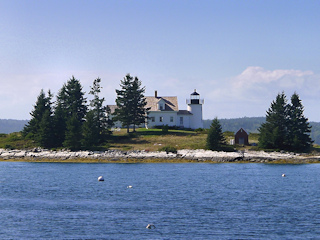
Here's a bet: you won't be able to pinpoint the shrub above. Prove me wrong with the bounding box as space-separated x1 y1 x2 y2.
162 125 169 133
159 145 177 154
4 144 14 150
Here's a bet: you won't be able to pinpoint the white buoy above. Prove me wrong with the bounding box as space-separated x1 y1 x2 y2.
98 176 104 181
282 174 286 177
127 185 133 188
146 224 155 229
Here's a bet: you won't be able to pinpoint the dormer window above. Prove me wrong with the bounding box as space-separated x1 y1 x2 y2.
157 99 166 111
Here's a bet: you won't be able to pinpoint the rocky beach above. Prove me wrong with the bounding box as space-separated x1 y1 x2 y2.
0 148 319 163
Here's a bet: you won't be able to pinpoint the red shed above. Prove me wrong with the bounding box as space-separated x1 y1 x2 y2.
235 128 249 145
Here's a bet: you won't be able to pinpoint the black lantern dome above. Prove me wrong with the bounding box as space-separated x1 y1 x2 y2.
190 89 200 104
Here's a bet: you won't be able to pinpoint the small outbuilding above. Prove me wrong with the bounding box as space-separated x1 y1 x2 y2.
234 128 249 145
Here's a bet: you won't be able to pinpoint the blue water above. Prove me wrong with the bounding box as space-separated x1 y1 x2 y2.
0 162 319 239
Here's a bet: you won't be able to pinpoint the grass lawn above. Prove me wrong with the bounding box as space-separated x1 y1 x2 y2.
108 128 207 151
107 128 259 152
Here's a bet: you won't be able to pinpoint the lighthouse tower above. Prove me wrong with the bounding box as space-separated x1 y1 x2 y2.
187 89 204 129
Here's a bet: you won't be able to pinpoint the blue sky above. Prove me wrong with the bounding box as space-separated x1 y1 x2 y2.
1 0 320 121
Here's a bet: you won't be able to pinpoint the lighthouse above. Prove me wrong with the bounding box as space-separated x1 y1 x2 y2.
187 89 204 129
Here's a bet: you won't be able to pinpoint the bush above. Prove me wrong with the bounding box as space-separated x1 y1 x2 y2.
195 128 207 133
162 125 169 133
159 145 177 154
4 144 14 150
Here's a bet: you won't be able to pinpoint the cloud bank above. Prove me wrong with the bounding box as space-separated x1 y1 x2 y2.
204 66 320 121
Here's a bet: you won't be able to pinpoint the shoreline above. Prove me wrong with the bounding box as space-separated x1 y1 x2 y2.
0 149 320 164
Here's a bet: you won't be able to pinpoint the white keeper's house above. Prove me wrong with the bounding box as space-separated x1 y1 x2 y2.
108 89 204 129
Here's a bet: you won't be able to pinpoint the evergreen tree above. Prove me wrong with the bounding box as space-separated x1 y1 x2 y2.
52 102 67 147
38 109 55 148
63 113 82 150
287 92 313 152
55 76 87 150
259 91 313 152
64 76 87 122
114 74 149 133
206 118 226 151
82 110 99 149
23 89 53 145
130 77 150 132
82 78 112 149
258 92 288 150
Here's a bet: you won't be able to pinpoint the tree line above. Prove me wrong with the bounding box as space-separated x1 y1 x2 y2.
23 74 148 150
206 92 313 152
258 92 313 152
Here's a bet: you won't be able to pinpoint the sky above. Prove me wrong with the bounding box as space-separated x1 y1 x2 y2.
1 0 320 121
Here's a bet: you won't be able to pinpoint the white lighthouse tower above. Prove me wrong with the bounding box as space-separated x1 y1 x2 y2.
187 89 204 129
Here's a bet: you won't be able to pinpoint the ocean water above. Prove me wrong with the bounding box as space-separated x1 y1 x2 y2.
0 162 319 239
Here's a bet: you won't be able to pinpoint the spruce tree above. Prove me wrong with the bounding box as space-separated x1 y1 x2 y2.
259 91 313 152
82 78 112 149
82 110 98 149
206 118 226 151
64 76 87 122
56 76 87 150
52 102 67 147
130 77 150 132
23 89 53 145
114 74 149 133
287 92 313 152
63 113 83 151
258 92 288 150
38 109 55 148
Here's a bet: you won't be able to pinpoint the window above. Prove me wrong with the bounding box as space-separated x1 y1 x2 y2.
170 116 174 122
159 104 164 110
160 116 163 122
150 117 155 122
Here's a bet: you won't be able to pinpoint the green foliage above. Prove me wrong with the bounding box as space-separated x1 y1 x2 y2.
38 109 55 148
286 92 313 152
19 76 115 151
4 144 14 150
82 78 112 148
195 128 206 133
206 118 227 151
114 74 150 133
162 125 169 133
63 113 82 151
22 89 53 144
258 92 313 152
159 145 177 153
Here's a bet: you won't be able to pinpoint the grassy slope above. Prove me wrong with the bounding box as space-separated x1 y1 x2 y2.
108 128 260 152
2 129 318 154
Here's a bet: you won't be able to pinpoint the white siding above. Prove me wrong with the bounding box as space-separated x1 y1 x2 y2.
146 111 178 128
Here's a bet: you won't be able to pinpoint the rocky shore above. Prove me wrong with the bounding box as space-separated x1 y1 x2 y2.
0 148 320 163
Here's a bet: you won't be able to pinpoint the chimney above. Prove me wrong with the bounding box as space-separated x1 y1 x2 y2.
155 90 158 98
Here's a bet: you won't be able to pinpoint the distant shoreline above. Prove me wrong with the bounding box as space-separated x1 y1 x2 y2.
0 149 319 164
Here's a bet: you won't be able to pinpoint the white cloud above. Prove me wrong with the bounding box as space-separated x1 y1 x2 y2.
201 66 320 121
234 66 314 88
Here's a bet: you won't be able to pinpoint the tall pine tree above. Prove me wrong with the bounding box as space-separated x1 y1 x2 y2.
206 118 226 151
287 92 313 152
82 78 112 149
258 92 288 150
259 91 313 152
114 74 149 133
23 89 54 147
129 77 149 132
59 76 87 150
